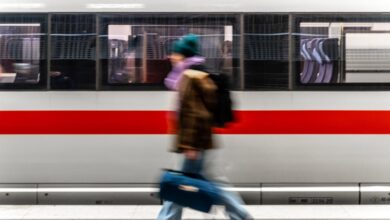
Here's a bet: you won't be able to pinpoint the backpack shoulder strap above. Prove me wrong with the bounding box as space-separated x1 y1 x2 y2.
188 64 209 73
183 69 208 79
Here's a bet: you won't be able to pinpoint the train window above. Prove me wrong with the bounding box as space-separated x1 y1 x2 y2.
0 14 47 90
50 14 96 90
295 14 390 89
244 15 289 90
99 14 240 90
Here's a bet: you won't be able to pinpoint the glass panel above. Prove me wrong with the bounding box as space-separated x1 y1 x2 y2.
296 15 390 85
345 31 390 83
244 15 289 90
0 14 47 90
50 14 96 90
100 14 240 90
0 23 41 84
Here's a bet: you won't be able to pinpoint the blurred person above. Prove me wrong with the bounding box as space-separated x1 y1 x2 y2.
0 60 14 74
158 34 251 220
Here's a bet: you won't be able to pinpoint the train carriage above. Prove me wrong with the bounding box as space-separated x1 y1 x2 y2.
2 0 390 205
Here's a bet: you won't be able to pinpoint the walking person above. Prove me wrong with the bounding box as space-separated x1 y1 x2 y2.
158 34 251 220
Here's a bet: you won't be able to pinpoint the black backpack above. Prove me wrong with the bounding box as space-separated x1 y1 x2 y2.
190 65 234 128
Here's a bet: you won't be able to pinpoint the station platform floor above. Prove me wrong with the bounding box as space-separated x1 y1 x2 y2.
1 205 390 220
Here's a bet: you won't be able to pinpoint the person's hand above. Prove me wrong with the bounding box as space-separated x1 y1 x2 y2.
184 149 199 160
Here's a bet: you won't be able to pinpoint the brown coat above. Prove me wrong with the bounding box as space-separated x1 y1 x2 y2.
173 69 217 153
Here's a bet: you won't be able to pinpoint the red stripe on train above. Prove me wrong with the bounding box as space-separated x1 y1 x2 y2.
0 110 389 134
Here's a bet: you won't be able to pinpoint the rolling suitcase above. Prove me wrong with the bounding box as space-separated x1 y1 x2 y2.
159 170 221 212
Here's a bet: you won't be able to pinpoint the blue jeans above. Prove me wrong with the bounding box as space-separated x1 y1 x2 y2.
157 153 250 220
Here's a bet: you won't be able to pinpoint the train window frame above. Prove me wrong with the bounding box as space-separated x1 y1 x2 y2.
292 13 390 91
0 13 48 90
97 13 241 91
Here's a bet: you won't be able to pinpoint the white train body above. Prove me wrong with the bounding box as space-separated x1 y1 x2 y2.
2 91 390 183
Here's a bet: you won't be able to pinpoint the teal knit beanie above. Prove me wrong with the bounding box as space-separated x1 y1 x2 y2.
172 34 200 57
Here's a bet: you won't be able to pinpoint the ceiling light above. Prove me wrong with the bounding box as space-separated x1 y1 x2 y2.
0 3 45 9
86 3 144 9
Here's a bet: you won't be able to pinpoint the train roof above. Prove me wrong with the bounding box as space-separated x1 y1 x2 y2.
0 0 390 13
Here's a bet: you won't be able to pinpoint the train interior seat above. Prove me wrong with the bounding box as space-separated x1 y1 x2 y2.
299 39 310 81
307 39 321 83
300 39 315 83
313 39 327 83
300 38 339 84
322 38 339 83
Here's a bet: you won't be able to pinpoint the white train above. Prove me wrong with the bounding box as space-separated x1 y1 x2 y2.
1 0 390 205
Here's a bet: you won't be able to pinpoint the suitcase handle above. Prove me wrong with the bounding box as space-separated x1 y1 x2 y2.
178 185 199 192
162 169 207 180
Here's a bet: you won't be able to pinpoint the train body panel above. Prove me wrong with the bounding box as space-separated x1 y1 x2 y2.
1 91 390 184
3 91 390 110
1 134 390 183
